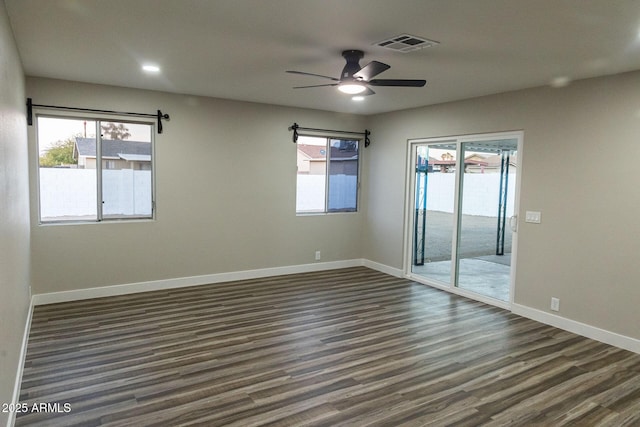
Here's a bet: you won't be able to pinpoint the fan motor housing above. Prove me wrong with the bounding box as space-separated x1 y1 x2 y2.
341 50 364 80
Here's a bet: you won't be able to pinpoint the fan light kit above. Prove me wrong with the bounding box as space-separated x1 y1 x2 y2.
287 50 426 97
338 83 367 94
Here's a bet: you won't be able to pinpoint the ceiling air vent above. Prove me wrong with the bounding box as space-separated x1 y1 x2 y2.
375 34 439 53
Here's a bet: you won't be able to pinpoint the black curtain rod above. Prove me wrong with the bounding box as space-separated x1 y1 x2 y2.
26 98 170 134
288 123 370 147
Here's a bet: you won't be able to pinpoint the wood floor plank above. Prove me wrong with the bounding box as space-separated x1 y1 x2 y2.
16 267 640 426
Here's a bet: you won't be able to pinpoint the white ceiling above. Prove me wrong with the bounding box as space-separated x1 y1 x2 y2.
6 0 640 115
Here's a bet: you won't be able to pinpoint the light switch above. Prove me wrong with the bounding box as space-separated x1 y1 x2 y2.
525 211 541 224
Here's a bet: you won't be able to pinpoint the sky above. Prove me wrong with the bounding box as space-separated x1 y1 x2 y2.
297 135 325 146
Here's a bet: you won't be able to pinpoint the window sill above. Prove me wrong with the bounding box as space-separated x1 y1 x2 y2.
38 218 155 227
296 211 359 217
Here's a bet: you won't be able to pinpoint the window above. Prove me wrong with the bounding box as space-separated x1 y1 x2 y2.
36 116 154 223
296 136 359 213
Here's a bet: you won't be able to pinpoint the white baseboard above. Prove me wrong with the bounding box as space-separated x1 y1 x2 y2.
32 259 365 305
512 303 640 354
361 259 404 278
8 300 34 427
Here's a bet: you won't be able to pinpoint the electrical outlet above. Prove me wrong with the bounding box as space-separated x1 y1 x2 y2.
551 297 560 312
315 251 321 261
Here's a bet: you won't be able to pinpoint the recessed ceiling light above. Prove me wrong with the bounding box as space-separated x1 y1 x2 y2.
352 96 365 101
142 64 161 73
550 76 571 88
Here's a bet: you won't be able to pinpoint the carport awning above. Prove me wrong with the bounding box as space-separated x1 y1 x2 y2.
118 153 151 162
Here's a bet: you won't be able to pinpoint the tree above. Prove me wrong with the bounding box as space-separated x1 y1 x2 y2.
101 122 131 140
39 137 77 167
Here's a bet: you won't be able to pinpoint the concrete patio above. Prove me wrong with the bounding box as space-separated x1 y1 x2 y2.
412 211 513 301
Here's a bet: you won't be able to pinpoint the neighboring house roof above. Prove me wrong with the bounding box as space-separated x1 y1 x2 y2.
428 156 457 166
117 154 151 162
485 153 518 168
422 153 517 171
330 145 358 161
297 145 326 160
297 144 358 161
464 154 489 165
75 137 151 160
427 154 496 166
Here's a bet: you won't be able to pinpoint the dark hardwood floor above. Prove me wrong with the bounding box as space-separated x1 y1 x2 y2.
17 267 640 426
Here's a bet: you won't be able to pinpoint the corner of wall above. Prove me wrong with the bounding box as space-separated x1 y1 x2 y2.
0 2 33 426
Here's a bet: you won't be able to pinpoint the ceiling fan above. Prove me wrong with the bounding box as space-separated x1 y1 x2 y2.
287 50 426 96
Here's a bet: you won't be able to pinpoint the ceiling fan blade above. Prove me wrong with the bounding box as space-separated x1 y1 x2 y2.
353 61 390 81
293 83 339 89
361 86 376 96
368 79 426 87
286 70 340 82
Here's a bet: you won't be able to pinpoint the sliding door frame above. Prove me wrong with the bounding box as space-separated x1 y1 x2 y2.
403 131 524 310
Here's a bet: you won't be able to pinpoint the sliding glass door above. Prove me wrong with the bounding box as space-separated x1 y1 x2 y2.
407 133 521 306
411 142 457 285
456 140 518 302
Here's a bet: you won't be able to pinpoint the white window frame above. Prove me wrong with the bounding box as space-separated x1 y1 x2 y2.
35 112 156 224
296 135 361 215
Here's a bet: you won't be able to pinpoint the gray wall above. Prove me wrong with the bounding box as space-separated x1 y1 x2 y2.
27 77 366 293
363 71 640 340
0 1 31 425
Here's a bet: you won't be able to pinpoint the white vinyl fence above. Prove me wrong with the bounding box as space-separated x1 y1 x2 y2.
296 175 357 212
419 173 516 217
40 170 513 219
102 169 152 215
39 169 152 219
